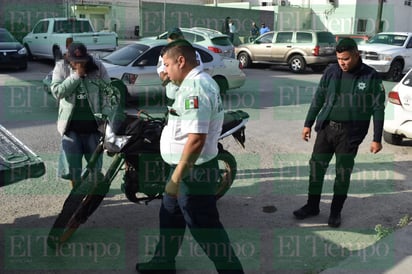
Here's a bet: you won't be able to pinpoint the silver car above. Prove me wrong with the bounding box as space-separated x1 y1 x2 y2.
235 30 337 73
100 39 245 105
145 27 235 58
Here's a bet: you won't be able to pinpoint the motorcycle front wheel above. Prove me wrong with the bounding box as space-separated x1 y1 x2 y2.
47 154 124 248
215 149 237 199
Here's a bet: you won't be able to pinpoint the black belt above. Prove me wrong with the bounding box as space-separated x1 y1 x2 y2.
328 120 349 130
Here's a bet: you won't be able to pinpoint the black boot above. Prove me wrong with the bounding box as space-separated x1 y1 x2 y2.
136 259 176 274
293 195 321 219
328 194 347 228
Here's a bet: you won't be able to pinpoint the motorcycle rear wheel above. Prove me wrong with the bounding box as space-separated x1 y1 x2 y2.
215 149 237 199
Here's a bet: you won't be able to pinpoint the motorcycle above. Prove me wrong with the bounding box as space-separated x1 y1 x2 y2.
47 79 249 247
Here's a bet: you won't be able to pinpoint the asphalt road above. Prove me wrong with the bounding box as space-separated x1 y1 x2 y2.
1 60 412 274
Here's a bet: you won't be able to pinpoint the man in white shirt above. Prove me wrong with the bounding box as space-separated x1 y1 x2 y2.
136 39 244 274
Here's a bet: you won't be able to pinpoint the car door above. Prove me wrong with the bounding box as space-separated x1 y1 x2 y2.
28 20 50 56
271 31 294 62
404 36 412 71
130 46 164 97
250 32 275 62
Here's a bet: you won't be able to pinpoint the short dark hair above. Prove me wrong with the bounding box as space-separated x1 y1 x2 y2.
161 39 197 65
336 38 358 53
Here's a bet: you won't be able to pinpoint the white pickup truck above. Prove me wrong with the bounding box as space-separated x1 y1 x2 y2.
23 17 118 62
358 32 412 82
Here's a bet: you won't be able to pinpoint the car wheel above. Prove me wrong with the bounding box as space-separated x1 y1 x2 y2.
213 76 228 96
238 52 251 68
383 130 403 145
386 61 403 82
289 55 306 73
53 47 63 63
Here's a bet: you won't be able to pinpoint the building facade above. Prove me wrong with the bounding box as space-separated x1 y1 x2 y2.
2 0 412 42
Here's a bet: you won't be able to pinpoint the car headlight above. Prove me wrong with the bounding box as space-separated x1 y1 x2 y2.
18 47 27 55
379 54 392 61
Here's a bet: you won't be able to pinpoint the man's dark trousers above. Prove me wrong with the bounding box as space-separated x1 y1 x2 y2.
308 122 360 214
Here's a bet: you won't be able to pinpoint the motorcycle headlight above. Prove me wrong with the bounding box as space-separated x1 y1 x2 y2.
18 47 27 55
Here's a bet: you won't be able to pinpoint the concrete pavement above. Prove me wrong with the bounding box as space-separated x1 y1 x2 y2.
321 222 412 274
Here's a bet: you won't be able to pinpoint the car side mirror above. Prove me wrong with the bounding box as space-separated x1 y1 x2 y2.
137 59 148 66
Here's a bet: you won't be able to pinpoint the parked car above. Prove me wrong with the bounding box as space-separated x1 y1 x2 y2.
0 28 28 70
235 30 337 73
142 27 234 58
99 39 244 104
383 68 412 145
335 34 369 45
358 32 412 82
23 17 118 62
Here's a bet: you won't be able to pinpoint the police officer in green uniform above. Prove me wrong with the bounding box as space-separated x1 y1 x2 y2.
293 38 386 228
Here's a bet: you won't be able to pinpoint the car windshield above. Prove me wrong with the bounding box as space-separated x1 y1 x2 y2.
367 34 407 46
0 30 17 42
102 43 149 66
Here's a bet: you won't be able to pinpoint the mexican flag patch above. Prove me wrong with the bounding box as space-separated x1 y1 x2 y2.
185 96 199 109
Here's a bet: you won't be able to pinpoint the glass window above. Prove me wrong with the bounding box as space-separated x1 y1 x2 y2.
316 32 336 43
0 29 17 42
135 46 163 66
194 34 205 43
33 21 49 34
275 32 293 43
211 37 232 46
357 19 368 33
195 47 213 63
182 32 195 43
296 32 312 43
257 32 273 43
53 20 93 33
102 43 149 66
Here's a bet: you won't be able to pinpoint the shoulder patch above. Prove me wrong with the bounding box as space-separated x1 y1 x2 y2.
185 96 199 109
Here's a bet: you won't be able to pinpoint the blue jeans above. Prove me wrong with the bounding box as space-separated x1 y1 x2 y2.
152 158 244 273
58 131 102 182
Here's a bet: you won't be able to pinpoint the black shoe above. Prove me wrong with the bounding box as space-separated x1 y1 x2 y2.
293 205 320 219
136 260 176 274
328 213 341 228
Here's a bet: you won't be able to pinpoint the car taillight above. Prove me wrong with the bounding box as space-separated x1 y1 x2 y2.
208 46 222 54
313 45 320 56
238 61 243 69
388 91 402 105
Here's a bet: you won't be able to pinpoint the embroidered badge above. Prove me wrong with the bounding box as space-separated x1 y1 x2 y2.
357 81 366 90
185 96 199 109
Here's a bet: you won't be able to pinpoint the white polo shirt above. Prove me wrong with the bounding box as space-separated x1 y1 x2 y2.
160 67 224 165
